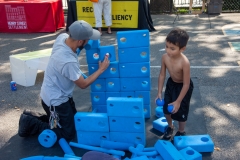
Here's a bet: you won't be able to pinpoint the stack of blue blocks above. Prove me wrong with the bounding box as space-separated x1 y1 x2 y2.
87 30 151 118
107 97 146 146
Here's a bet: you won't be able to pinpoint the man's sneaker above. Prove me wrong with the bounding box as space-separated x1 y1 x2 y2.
163 127 174 140
18 114 33 137
174 131 186 137
23 109 48 122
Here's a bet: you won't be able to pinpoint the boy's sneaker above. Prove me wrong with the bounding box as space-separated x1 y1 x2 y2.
174 131 186 137
163 127 174 140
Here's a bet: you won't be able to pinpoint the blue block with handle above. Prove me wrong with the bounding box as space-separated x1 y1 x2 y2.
179 147 202 160
109 116 145 132
88 61 119 78
99 45 116 62
110 131 146 146
120 78 151 91
86 48 100 64
118 47 150 63
105 78 120 92
91 78 106 92
76 131 110 146
117 30 150 48
91 92 106 105
174 134 214 152
74 112 109 132
107 97 144 117
154 140 186 160
135 91 150 105
119 62 150 78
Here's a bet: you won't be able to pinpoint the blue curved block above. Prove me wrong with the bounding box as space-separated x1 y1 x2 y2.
118 47 150 63
117 30 150 48
91 78 106 92
99 45 116 62
59 138 75 156
154 140 185 160
119 62 150 78
38 129 57 148
179 147 202 160
174 134 214 152
86 48 100 64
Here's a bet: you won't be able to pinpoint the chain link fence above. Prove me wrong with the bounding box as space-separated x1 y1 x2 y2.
149 0 240 13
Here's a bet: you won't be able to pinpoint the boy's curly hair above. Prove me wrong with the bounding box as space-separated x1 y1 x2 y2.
166 28 189 49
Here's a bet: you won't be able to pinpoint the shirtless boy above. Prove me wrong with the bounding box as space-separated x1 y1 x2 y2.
156 28 194 140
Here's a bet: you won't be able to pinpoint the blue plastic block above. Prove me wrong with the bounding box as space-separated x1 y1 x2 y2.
110 132 146 146
38 129 57 148
154 140 186 160
99 45 116 62
148 155 164 160
74 112 109 132
107 97 144 117
86 48 100 64
109 116 145 132
179 147 202 160
135 91 150 105
118 47 150 63
44 156 79 160
155 106 164 118
120 78 151 91
152 117 168 133
105 92 121 101
88 61 119 78
105 78 120 92
100 140 134 150
144 105 151 119
119 62 150 78
84 39 100 50
120 92 135 98
91 92 106 105
91 78 106 92
174 134 214 152
59 138 75 156
117 30 150 49
92 105 107 113
77 131 110 146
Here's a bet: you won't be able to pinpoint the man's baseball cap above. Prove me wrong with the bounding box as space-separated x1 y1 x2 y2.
69 20 100 40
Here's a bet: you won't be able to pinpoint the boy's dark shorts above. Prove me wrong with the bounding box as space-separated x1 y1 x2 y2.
163 77 194 122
